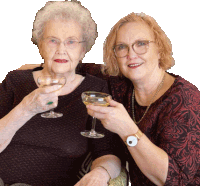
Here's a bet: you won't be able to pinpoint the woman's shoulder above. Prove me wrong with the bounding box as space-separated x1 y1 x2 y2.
0 69 35 98
170 73 200 96
7 69 32 76
154 73 200 133
159 73 200 114
3 69 33 83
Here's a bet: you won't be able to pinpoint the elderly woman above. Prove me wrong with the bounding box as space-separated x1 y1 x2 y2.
72 13 200 185
0 1 122 186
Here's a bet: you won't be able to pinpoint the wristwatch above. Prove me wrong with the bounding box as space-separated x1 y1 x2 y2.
125 129 143 147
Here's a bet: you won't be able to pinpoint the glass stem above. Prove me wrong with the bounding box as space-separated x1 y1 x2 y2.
49 109 54 114
91 117 96 134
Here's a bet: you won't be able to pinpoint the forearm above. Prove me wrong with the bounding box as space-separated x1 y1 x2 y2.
0 102 33 152
91 154 121 180
122 133 168 185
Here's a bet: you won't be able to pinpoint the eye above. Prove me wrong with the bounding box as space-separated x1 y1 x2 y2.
67 40 76 45
136 41 148 47
49 39 58 44
116 44 127 51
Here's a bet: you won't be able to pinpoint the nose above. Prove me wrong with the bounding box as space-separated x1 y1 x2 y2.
56 42 67 55
127 46 138 60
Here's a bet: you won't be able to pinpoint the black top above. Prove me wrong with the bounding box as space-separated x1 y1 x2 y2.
0 69 122 186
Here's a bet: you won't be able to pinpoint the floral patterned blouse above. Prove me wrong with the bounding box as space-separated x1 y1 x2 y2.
76 63 200 186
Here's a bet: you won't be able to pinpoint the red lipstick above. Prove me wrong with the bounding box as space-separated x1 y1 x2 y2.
54 59 68 63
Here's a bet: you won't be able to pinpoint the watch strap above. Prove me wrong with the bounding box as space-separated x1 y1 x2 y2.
134 129 143 140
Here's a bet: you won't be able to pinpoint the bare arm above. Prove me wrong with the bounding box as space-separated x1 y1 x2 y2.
87 100 168 185
121 132 168 185
75 154 121 186
0 102 33 153
91 154 121 181
0 85 61 153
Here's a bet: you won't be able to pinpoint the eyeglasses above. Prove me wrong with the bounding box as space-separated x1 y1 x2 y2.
44 37 85 49
113 40 154 58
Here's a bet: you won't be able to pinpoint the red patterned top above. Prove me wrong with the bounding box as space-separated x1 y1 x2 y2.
76 63 200 186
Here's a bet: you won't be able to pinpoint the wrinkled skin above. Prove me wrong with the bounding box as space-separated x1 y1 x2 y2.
74 168 109 186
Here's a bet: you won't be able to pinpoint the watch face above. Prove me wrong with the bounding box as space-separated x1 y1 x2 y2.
127 136 138 147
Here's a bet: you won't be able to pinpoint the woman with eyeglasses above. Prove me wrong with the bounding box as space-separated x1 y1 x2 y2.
75 12 200 185
0 1 123 186
17 10 200 186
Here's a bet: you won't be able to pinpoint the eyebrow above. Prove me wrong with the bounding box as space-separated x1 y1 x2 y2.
115 39 149 45
46 36 59 39
115 42 127 45
46 36 79 40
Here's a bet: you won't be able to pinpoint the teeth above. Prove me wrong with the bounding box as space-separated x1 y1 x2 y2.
129 63 142 67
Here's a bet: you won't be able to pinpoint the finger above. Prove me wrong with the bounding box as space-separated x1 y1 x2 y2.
38 92 60 104
36 94 58 111
40 101 58 112
46 101 58 109
93 113 108 120
40 85 62 94
107 98 119 107
46 96 58 106
86 104 111 114
87 108 107 120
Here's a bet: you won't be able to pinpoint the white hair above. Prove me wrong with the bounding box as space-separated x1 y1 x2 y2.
32 0 97 53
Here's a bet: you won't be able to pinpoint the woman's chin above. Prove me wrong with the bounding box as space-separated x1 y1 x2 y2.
51 66 67 74
50 64 71 74
54 71 67 75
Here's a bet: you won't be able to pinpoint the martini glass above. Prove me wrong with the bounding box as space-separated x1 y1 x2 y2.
37 75 66 118
81 91 111 138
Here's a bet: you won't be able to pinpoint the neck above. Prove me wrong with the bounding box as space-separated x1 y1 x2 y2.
133 68 165 106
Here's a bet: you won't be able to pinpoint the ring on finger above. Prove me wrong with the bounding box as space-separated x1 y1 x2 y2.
47 101 53 105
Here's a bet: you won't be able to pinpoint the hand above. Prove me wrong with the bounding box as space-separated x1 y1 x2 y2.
21 85 62 116
86 99 138 138
74 168 109 186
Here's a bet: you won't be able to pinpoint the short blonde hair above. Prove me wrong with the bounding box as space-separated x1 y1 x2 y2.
103 12 174 76
32 0 97 53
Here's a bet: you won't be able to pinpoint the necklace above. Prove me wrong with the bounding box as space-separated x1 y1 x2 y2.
132 73 165 125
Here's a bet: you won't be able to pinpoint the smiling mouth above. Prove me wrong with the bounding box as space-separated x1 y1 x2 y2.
128 63 144 68
54 59 68 63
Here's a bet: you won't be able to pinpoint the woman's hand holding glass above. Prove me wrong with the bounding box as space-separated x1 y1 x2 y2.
21 84 62 117
86 98 137 139
37 76 66 118
81 91 111 138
